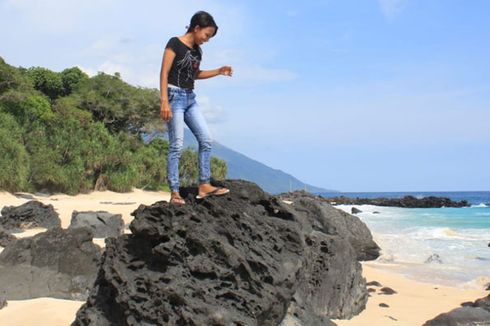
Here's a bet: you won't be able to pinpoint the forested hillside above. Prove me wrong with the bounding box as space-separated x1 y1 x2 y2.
0 57 226 194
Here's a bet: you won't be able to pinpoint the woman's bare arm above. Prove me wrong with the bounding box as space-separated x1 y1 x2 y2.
160 48 176 121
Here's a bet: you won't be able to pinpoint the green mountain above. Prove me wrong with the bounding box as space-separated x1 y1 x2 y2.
182 129 334 194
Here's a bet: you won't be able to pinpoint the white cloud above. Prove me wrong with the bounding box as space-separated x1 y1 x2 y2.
2 0 115 33
378 0 408 19
196 95 227 125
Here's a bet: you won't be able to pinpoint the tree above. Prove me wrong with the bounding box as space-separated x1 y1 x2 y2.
26 67 64 100
70 73 160 134
0 57 32 94
61 67 88 95
0 90 54 128
0 111 29 191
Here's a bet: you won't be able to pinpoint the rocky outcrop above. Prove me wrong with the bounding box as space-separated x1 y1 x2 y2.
323 195 469 208
423 294 490 326
0 227 16 247
73 180 379 326
0 201 61 232
280 191 380 262
69 211 124 238
0 227 101 300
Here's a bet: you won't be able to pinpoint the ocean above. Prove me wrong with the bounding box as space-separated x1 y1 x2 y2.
317 191 490 287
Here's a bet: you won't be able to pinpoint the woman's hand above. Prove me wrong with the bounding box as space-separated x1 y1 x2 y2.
160 102 172 121
219 66 233 77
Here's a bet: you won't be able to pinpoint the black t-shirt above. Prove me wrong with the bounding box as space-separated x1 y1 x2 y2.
165 37 202 89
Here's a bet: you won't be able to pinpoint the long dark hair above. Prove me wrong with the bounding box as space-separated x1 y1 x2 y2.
186 11 218 36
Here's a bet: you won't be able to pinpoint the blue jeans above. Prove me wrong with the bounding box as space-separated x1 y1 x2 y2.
166 87 212 192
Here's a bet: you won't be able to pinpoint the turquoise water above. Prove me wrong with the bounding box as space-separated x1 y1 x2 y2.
323 192 490 287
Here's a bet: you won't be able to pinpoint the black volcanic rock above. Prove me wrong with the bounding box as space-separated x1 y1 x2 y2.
0 227 101 300
73 180 379 325
0 201 61 232
379 287 397 295
69 211 124 238
0 227 16 247
425 253 443 264
280 191 380 262
322 195 469 208
423 295 490 326
351 207 362 214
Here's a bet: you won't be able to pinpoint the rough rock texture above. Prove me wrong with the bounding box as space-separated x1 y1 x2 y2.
280 191 380 262
73 180 379 326
323 195 469 208
278 192 380 324
0 227 101 300
0 201 61 232
0 227 16 247
69 211 124 238
423 295 490 326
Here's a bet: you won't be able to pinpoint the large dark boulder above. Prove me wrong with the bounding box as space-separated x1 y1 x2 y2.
423 295 490 326
280 192 380 262
0 201 61 232
278 194 378 322
69 211 124 238
73 180 378 325
0 227 101 300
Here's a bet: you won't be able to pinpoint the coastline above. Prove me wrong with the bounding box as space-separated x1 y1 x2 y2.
0 190 487 325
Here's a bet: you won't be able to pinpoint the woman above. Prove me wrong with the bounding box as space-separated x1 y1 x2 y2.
160 11 232 205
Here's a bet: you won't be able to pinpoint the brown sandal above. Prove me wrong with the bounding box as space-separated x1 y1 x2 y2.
196 187 230 199
170 194 185 205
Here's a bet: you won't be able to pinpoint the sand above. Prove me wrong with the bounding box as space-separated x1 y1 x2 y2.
333 263 487 326
0 190 487 325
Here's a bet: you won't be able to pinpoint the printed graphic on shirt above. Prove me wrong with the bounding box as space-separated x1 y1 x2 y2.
176 50 201 86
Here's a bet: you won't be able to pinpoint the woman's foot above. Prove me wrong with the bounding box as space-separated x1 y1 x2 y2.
197 183 230 199
170 192 185 205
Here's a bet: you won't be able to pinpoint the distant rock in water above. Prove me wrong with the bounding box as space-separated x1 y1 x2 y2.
0 201 61 232
69 211 124 238
320 195 469 208
423 294 490 326
73 180 380 326
425 253 443 264
351 207 362 214
0 227 101 300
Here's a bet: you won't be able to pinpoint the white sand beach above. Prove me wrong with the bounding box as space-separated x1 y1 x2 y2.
0 190 487 325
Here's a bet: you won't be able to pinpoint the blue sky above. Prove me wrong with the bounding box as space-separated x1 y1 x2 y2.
1 0 489 191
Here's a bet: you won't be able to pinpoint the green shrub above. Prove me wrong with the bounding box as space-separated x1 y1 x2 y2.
0 112 29 191
27 67 64 100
